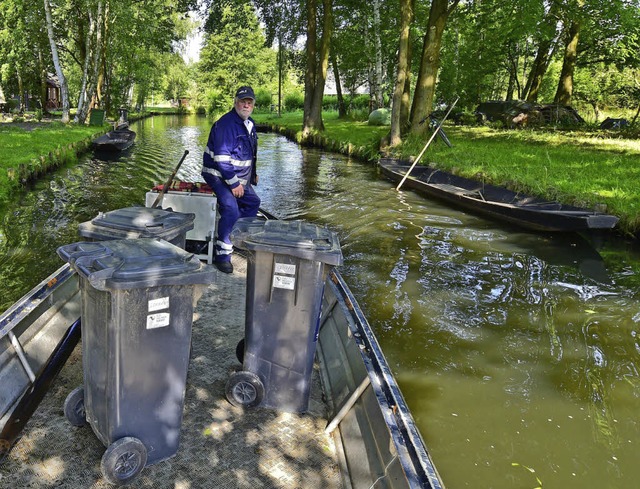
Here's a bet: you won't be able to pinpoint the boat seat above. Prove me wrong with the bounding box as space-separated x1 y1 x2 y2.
430 183 485 200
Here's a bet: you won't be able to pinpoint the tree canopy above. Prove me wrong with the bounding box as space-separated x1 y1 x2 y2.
0 0 638 136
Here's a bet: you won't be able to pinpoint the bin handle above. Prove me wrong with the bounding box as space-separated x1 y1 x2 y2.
74 256 117 291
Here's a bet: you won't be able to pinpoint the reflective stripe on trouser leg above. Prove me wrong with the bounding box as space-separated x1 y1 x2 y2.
215 240 233 263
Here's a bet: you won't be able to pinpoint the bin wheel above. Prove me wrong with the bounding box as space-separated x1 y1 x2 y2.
63 386 87 427
235 338 245 363
225 371 264 408
101 437 147 486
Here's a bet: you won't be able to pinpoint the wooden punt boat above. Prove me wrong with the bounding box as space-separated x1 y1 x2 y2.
0 197 445 488
379 157 619 233
91 124 136 152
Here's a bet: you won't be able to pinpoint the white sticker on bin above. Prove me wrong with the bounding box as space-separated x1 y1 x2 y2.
273 275 296 290
147 313 170 329
148 297 170 312
274 263 296 275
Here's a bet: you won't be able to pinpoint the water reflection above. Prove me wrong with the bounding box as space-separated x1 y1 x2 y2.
1 116 640 488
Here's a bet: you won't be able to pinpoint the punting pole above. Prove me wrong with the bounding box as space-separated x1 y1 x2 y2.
0 319 81 463
151 149 190 208
395 97 459 192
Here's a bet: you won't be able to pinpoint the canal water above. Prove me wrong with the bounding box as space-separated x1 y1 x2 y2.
2 114 640 488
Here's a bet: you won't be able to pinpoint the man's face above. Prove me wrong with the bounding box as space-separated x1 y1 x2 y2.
235 97 255 120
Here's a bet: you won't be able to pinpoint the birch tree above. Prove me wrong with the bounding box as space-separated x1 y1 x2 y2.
43 0 70 123
75 0 104 124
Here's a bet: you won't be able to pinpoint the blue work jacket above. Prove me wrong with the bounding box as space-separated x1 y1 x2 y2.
202 109 258 189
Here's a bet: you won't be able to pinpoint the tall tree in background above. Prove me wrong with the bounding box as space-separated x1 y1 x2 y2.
410 0 459 135
199 1 276 103
389 0 413 146
303 0 333 134
370 0 384 109
43 0 70 122
75 0 104 124
554 21 580 105
522 0 561 102
255 0 302 115
0 0 52 112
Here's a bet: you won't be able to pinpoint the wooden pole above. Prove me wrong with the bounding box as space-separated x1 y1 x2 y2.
151 150 189 208
396 97 459 192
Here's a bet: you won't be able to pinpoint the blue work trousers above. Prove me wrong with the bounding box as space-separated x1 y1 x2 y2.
205 175 260 262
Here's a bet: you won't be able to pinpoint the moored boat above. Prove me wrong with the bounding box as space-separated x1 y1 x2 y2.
91 123 136 152
0 191 445 487
379 157 619 233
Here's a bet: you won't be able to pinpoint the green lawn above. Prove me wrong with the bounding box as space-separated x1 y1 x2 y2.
0 122 105 203
1 112 639 236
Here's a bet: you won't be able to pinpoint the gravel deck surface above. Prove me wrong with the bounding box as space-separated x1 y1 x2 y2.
0 254 342 488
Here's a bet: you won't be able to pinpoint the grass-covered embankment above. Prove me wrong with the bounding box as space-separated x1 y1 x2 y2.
254 111 640 237
1 111 638 237
0 122 105 204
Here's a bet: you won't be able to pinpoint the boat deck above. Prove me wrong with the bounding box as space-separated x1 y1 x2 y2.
0 255 342 488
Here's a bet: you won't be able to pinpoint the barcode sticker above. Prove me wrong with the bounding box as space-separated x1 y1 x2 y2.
147 313 170 329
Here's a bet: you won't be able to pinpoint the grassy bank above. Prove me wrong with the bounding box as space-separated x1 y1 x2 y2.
0 122 105 204
1 111 638 237
254 111 640 237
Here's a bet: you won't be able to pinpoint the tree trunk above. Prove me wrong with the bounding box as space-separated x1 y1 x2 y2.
16 68 24 112
304 0 333 134
43 0 70 123
75 10 96 124
84 1 104 116
523 39 555 102
303 0 317 131
590 101 600 122
332 55 347 118
92 2 109 112
278 38 283 116
554 20 580 106
372 0 383 110
409 0 458 135
632 103 640 126
390 0 413 146
38 49 48 113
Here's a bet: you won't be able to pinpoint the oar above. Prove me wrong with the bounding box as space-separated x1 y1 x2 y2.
151 150 189 208
396 97 459 192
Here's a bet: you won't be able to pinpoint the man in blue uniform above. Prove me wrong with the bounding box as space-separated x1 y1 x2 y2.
202 86 260 273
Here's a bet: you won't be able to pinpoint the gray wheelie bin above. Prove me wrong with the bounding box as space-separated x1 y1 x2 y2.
57 238 215 486
78 206 195 249
226 218 343 413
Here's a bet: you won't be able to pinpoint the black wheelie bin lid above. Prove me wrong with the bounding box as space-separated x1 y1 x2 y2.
57 238 215 291
78 206 195 242
230 218 343 266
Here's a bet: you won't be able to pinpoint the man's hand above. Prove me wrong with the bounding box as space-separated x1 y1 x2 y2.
232 184 244 198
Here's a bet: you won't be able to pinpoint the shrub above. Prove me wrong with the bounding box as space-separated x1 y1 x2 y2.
349 94 371 110
204 88 225 116
322 95 339 111
284 92 304 111
254 89 272 110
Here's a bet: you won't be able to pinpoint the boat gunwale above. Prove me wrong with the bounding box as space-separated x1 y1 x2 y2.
0 263 76 338
327 270 445 489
